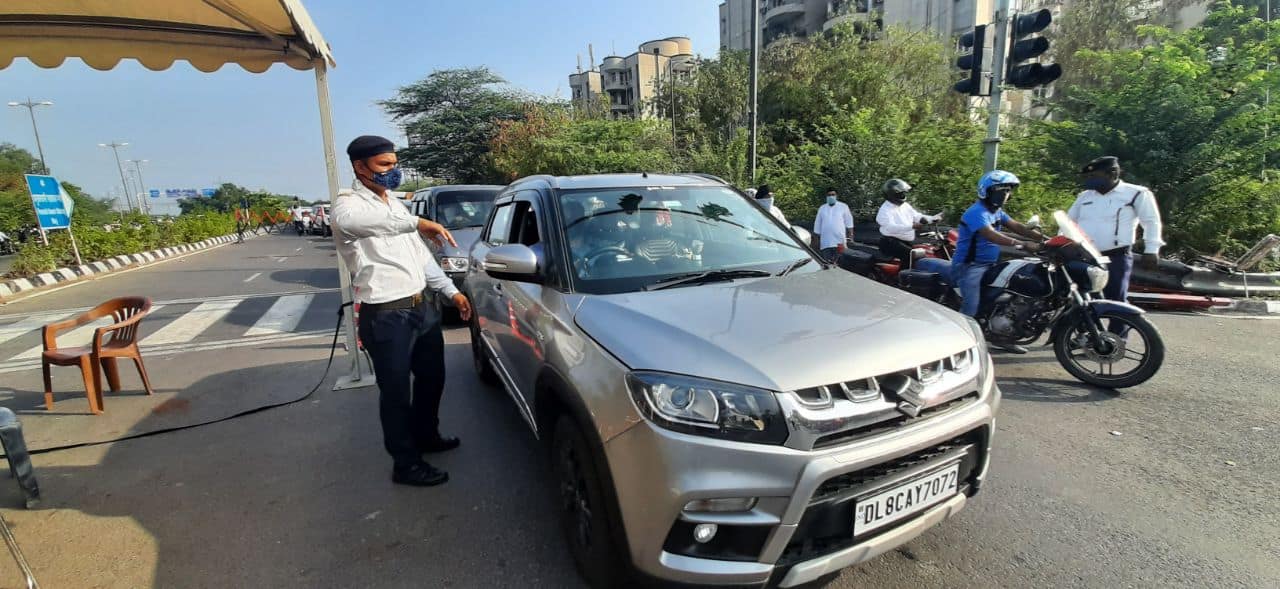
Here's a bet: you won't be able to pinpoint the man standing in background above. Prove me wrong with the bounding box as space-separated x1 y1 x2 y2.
813 187 853 262
1069 156 1164 303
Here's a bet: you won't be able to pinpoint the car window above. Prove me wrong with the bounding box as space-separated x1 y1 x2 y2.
435 189 499 230
558 185 811 294
486 203 515 246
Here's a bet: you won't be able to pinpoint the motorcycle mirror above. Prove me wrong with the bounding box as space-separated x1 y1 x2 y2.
1027 214 1042 229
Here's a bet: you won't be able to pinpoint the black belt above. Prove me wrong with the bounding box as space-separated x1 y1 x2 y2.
1100 246 1131 257
362 291 426 312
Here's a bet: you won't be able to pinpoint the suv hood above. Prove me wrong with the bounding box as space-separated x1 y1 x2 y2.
574 269 977 392
433 227 483 259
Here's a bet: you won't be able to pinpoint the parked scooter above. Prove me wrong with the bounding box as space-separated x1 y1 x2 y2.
841 212 1166 389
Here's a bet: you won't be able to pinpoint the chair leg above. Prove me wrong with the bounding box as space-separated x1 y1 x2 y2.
42 361 54 411
100 357 122 392
79 357 102 415
132 355 155 396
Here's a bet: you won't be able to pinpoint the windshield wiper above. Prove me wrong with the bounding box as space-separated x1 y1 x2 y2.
777 257 813 276
644 269 773 291
448 224 486 229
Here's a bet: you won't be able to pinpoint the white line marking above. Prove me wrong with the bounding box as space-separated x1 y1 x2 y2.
13 306 166 360
243 272 262 283
0 288 340 321
142 299 239 345
0 313 74 347
245 294 314 336
275 257 288 263
295 247 302 252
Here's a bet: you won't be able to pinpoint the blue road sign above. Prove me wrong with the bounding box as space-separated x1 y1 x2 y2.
25 174 71 230
150 189 161 198
201 188 217 197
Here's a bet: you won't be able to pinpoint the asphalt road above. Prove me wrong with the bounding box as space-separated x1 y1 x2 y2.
0 234 1275 588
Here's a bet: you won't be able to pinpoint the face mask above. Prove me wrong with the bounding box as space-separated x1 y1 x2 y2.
986 191 1009 209
888 194 907 205
1082 177 1111 192
363 166 403 190
826 195 838 206
758 197 774 209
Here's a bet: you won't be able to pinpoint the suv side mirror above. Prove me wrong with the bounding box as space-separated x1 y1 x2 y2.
484 244 542 283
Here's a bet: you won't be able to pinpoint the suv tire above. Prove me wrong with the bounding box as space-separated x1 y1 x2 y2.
552 415 629 588
469 315 499 386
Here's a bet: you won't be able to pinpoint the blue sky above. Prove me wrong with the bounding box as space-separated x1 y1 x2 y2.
1 0 720 212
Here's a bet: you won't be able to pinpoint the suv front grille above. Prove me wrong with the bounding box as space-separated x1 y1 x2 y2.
776 427 988 567
811 392 979 450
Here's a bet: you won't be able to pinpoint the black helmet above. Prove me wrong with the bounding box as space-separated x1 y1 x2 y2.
882 178 912 199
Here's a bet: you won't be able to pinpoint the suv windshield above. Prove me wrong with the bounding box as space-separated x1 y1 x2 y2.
559 185 811 294
436 189 499 230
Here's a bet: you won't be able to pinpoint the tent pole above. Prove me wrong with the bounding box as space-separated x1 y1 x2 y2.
315 62 374 390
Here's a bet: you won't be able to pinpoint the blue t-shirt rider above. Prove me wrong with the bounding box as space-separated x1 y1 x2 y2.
951 170 1044 323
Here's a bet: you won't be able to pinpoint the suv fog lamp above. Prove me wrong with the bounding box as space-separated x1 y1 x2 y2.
693 523 718 544
683 497 758 513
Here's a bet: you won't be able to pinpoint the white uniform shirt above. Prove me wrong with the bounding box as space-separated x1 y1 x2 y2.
875 200 926 242
331 182 459 305
290 207 305 222
1067 180 1164 254
813 201 854 249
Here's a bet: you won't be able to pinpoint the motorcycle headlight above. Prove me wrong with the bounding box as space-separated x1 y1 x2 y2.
626 371 788 445
440 256 469 273
1087 266 1109 293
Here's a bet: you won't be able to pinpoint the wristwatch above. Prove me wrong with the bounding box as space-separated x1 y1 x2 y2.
1013 243 1025 250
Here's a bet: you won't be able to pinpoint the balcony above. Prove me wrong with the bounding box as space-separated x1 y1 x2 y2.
603 76 628 91
763 0 805 26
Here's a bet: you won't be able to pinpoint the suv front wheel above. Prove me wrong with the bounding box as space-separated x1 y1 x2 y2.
552 415 628 588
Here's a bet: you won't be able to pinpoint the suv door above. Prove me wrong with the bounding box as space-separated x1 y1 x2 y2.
469 196 529 415
495 191 551 400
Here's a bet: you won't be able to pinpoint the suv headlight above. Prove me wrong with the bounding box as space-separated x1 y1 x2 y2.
626 371 788 445
440 256 469 273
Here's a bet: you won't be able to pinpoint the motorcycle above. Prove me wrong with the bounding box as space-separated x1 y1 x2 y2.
844 211 1166 389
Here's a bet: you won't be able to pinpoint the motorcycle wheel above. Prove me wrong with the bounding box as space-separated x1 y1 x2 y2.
1053 311 1165 389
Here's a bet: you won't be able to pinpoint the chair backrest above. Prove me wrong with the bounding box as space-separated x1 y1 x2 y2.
95 296 152 346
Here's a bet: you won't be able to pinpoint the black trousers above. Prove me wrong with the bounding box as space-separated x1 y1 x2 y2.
358 302 446 468
879 236 915 263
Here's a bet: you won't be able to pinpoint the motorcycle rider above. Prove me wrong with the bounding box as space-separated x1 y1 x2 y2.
875 178 942 264
952 171 1044 352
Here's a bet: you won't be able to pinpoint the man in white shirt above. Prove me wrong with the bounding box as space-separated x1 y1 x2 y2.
874 178 942 263
753 184 788 225
813 187 854 262
290 202 306 235
332 135 473 487
1069 156 1164 302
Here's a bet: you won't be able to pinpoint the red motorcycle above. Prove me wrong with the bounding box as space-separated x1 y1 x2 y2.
840 223 958 285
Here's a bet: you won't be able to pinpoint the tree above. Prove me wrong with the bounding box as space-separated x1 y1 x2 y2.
1048 0 1198 93
1 142 116 231
381 67 533 183
1029 1 1280 256
179 183 290 216
491 104 676 179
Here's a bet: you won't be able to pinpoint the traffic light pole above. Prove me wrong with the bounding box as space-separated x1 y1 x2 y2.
983 0 1010 172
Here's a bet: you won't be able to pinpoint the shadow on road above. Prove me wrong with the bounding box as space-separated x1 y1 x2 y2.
269 268 340 289
999 377 1122 404
0 339 583 588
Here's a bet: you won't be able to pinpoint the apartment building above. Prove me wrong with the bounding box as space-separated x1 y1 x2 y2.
567 37 696 119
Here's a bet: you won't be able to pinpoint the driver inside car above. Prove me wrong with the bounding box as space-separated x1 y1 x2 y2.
630 204 682 264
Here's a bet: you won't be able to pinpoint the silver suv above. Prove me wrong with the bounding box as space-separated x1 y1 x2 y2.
466 174 999 588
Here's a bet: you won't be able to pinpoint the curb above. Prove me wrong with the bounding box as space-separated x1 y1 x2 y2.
1207 299 1280 316
0 233 253 302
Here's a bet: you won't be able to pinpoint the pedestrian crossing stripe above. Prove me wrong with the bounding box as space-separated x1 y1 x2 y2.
0 292 343 372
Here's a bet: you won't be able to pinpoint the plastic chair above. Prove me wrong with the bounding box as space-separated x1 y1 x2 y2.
41 296 154 414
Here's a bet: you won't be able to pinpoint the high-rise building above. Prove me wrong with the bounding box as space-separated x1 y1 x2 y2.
569 37 696 119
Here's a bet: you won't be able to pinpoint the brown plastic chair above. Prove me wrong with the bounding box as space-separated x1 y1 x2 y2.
41 297 154 414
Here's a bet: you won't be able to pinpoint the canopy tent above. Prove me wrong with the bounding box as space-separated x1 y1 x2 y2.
0 0 373 388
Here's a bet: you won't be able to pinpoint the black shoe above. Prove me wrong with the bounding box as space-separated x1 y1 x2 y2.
991 343 1029 354
392 462 449 487
417 436 461 453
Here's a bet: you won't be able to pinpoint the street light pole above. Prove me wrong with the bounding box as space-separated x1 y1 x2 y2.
7 98 53 174
126 159 150 214
99 142 134 213
748 0 760 184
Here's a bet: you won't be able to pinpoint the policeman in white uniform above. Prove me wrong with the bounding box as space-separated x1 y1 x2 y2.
1068 156 1164 302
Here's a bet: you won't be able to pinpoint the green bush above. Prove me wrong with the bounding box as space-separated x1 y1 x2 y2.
6 213 236 277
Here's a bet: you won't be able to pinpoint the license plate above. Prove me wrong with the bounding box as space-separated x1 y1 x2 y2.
853 463 959 537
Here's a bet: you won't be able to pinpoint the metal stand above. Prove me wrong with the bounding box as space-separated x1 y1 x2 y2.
0 408 40 509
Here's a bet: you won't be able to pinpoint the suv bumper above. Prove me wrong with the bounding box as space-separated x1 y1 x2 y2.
603 384 997 587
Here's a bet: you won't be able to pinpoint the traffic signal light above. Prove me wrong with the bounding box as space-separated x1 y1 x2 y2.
1006 8 1061 89
953 25 993 97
